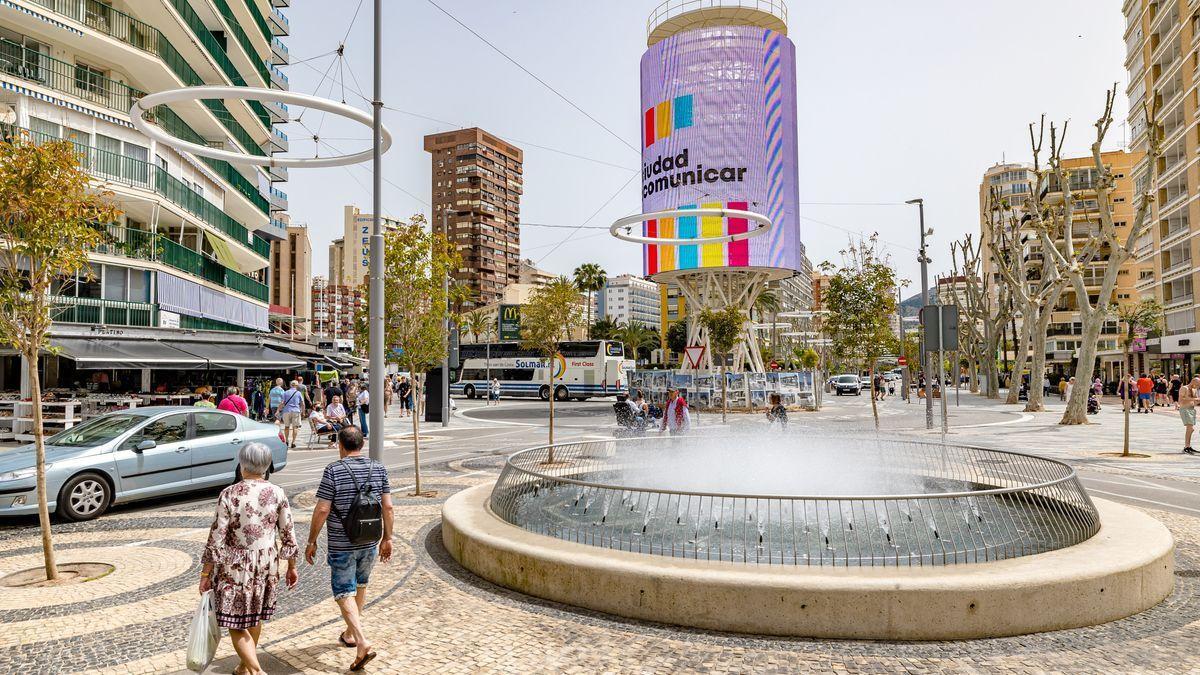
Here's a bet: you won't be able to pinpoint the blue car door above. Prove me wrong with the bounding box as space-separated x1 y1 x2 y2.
189 411 243 485
113 412 191 499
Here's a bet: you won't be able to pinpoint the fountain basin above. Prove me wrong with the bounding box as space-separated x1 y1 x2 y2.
443 483 1173 639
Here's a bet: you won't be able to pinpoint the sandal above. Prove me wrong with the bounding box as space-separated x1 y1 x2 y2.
350 651 377 671
339 633 357 648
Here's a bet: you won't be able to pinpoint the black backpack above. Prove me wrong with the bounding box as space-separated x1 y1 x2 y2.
335 460 383 545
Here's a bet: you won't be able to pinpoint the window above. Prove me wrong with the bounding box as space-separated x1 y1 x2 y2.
74 62 107 95
131 413 189 446
103 265 127 300
29 116 59 139
128 269 150 303
193 411 237 438
77 262 102 299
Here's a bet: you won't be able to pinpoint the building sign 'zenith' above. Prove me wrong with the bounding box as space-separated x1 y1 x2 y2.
640 26 801 277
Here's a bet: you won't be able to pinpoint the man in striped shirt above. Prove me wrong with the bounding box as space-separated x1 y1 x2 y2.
305 426 393 670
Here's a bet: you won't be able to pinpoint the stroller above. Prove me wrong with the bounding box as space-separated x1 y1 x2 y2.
613 398 648 437
1087 392 1100 415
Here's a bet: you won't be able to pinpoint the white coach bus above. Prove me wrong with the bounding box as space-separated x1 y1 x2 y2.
450 340 631 401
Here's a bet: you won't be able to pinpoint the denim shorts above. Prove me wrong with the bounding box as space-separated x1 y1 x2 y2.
328 547 377 600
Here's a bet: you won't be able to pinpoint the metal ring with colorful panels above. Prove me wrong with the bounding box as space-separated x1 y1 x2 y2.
130 86 392 168
609 208 773 246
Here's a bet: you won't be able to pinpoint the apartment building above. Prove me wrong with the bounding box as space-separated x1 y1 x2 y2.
1124 0 1200 376
424 128 523 308
310 274 362 343
978 151 1141 378
268 219 311 337
327 204 402 288
0 0 304 392
597 274 661 328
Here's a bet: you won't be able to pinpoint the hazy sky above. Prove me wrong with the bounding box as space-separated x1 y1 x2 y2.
280 0 1128 287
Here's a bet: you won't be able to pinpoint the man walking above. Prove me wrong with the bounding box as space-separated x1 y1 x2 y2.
268 378 286 422
1181 377 1200 455
305 426 393 671
1137 373 1154 413
275 380 306 449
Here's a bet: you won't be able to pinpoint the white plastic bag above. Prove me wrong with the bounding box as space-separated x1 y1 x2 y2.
186 590 220 672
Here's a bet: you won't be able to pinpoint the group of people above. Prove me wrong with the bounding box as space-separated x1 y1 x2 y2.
201 425 391 673
615 388 691 435
1118 373 1183 413
871 373 896 401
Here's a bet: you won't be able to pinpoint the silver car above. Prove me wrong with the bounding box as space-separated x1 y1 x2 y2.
0 407 288 521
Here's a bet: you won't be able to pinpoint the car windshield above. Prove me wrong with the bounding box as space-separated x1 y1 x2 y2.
46 414 146 448
836 376 857 383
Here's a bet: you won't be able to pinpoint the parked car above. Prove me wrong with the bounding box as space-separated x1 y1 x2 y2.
833 374 862 396
0 407 288 521
883 372 901 382
859 375 872 387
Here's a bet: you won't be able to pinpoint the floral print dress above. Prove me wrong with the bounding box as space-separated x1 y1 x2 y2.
202 480 299 629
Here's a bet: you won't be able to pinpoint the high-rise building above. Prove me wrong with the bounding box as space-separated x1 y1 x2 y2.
327 204 402 288
518 259 556 287
423 128 523 307
598 274 661 327
1124 0 1200 375
269 219 312 337
310 275 363 343
0 0 299 395
979 151 1141 377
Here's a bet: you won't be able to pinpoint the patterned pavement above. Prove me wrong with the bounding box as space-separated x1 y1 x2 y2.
1 395 1200 672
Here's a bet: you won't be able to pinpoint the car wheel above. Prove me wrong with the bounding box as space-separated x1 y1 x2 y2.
539 385 551 401
58 472 111 522
464 384 476 399
554 386 570 402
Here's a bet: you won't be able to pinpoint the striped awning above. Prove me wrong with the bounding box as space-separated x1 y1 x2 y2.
0 80 132 129
0 1 84 36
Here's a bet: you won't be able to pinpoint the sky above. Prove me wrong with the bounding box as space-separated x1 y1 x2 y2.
279 0 1129 288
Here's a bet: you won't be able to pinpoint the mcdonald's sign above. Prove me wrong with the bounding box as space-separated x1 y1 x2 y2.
498 304 521 341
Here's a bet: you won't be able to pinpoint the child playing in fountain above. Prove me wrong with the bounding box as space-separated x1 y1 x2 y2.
765 393 788 430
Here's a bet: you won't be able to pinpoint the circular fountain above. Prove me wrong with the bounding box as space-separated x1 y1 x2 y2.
442 436 1174 640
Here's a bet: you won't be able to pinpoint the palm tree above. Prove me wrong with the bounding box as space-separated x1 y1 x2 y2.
754 291 783 361
613 321 658 363
590 317 619 341
573 263 607 335
462 311 490 344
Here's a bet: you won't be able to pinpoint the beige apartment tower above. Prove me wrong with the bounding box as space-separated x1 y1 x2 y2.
327 205 401 288
423 128 523 308
1125 0 1200 375
269 221 312 337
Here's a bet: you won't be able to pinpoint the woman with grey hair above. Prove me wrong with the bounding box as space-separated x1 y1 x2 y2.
200 442 299 675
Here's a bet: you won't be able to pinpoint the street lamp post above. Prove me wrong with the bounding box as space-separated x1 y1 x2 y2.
907 198 934 431
367 0 385 460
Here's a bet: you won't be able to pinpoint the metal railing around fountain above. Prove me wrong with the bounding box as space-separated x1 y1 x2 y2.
488 438 1101 567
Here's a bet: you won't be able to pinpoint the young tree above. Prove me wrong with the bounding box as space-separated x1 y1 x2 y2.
0 133 118 580
666 320 688 357
521 277 586 458
356 215 456 496
699 305 746 424
821 235 900 429
462 311 490 344
613 321 659 363
753 290 783 360
572 263 606 335
1033 88 1161 425
1115 300 1162 457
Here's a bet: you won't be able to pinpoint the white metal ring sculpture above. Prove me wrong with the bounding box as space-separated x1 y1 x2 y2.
130 86 392 168
609 208 772 246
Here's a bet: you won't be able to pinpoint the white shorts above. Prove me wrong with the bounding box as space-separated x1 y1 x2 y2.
282 411 302 429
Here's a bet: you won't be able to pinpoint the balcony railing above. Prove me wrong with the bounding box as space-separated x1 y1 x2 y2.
244 0 275 42
53 295 157 327
0 39 144 113
94 224 269 303
21 0 273 133
2 122 269 261
150 107 271 215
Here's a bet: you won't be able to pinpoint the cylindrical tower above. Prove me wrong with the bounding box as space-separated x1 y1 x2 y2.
639 1 801 372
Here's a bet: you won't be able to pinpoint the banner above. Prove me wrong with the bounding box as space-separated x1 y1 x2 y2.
499 304 521 341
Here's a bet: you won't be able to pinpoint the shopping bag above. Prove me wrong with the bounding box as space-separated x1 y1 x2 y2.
186 590 220 672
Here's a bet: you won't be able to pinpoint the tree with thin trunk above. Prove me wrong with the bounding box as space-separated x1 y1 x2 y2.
699 305 745 424
462 311 489 344
521 277 586 460
612 321 658 364
1028 88 1160 425
572 263 606 336
820 235 901 429
0 132 118 580
1115 300 1162 456
356 215 456 496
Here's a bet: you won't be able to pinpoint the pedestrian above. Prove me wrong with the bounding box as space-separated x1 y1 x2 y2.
296 375 313 410
1170 374 1183 407
1057 377 1068 401
873 373 885 401
1181 376 1200 455
345 379 360 429
1093 376 1104 399
194 391 216 408
382 375 393 418
200 442 299 675
660 388 691 435
269 378 286 423
887 378 896 397
325 395 350 428
1042 375 1051 397
1137 372 1154 413
276 380 306 449
305 426 392 671
398 377 412 418
1065 377 1075 404
488 377 501 406
1155 375 1169 407
218 386 249 416
357 382 370 438
765 392 788 430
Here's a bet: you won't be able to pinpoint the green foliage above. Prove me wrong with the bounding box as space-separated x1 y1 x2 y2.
572 262 606 333
590 317 619 341
612 321 659 361
699 305 745 361
1114 299 1163 346
822 235 899 370
462 311 493 343
798 347 820 369
521 276 586 359
666 319 688 354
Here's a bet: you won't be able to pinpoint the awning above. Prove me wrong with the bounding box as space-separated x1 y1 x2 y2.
51 338 208 370
324 354 353 369
202 230 263 273
169 342 305 370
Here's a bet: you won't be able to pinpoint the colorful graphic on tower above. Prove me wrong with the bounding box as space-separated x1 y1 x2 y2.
640 26 801 277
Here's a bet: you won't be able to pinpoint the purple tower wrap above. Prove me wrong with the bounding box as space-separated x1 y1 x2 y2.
640 26 801 277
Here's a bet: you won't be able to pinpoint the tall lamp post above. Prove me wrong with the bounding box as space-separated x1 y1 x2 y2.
367 0 385 459
907 198 934 431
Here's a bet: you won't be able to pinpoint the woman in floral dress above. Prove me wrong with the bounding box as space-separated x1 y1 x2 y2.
199 442 299 675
